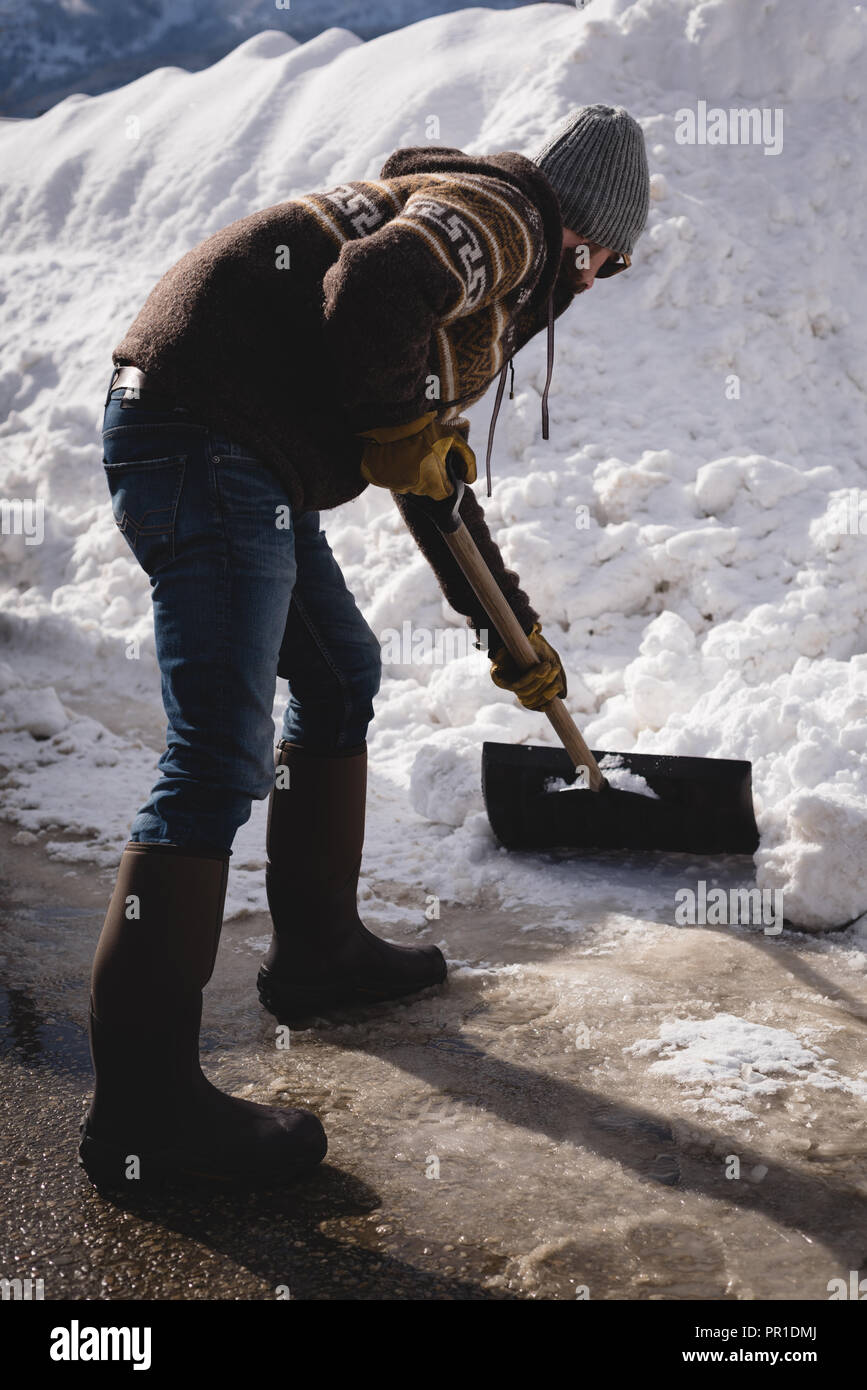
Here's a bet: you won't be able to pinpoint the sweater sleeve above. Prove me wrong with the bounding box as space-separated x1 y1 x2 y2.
321 174 545 432
392 483 539 655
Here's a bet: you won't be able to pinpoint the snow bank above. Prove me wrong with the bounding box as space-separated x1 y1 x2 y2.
0 0 551 117
1 0 865 929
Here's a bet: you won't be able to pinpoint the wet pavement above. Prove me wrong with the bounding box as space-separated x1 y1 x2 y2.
1 821 866 1301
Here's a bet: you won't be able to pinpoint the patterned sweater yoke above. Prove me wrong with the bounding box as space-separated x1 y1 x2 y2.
296 171 543 318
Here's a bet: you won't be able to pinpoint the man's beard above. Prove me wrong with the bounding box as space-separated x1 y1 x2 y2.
560 254 589 295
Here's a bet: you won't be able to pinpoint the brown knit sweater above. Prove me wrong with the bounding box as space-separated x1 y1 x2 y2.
112 145 576 651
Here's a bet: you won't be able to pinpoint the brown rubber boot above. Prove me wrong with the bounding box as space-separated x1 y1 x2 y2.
257 741 447 1024
79 842 327 1190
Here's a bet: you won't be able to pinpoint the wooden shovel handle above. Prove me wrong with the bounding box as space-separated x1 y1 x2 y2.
438 517 605 792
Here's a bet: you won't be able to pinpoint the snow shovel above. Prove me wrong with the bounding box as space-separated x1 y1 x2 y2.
403 460 760 856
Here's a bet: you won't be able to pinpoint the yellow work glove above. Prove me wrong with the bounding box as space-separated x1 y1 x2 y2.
358 411 477 501
490 622 567 711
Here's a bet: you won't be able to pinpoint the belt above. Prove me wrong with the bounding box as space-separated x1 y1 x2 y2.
107 364 183 410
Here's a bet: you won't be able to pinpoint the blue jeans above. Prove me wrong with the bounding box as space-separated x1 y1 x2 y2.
102 380 382 853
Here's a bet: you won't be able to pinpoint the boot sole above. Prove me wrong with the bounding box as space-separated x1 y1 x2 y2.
78 1122 327 1194
257 961 447 1027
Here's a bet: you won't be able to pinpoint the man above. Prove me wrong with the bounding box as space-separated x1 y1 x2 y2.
81 105 649 1189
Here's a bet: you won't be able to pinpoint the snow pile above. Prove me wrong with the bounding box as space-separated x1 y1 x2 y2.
626 1013 867 1121
1 0 865 929
0 712 152 855
0 0 556 116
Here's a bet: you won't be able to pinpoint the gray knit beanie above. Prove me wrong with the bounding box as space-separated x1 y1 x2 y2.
529 105 649 255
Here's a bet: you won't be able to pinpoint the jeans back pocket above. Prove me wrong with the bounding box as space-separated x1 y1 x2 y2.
104 455 186 576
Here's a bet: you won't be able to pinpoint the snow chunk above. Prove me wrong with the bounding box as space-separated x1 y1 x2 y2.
598 754 660 799
409 743 481 828
0 686 68 738
694 457 743 515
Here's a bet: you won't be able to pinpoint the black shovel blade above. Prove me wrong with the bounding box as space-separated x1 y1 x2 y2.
482 742 760 855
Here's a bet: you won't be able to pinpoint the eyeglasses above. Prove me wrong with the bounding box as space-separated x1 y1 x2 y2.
594 251 631 278
562 246 631 293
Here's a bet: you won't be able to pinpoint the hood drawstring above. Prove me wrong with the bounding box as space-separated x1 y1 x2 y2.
541 289 555 441
483 288 555 498
484 357 509 498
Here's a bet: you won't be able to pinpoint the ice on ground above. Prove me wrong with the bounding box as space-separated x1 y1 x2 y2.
0 0 866 930
626 1013 867 1122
